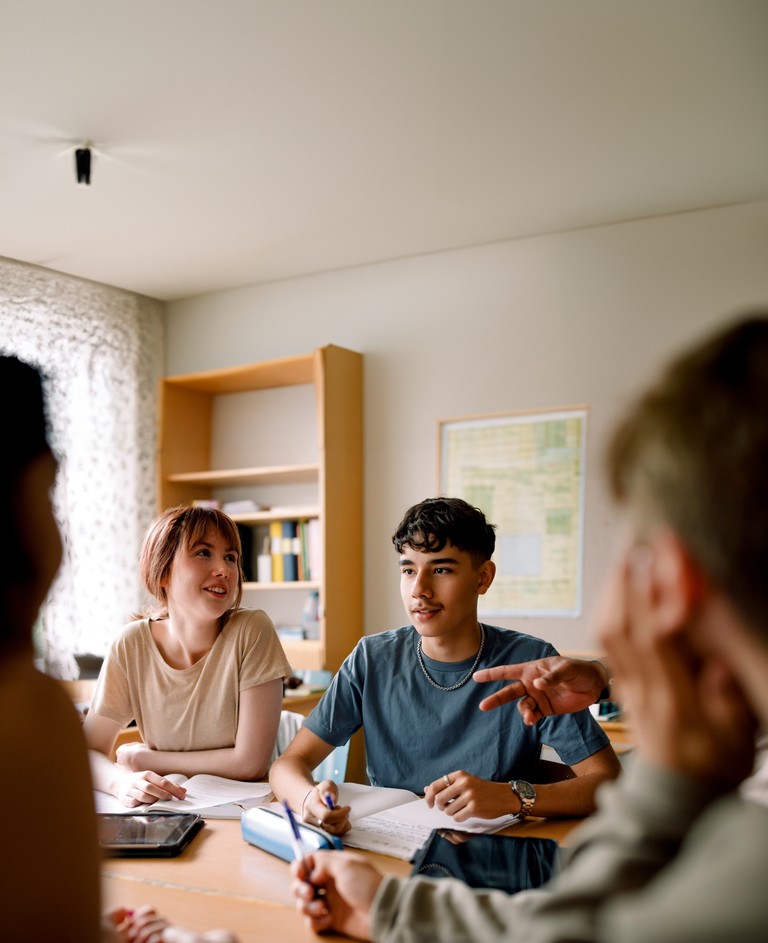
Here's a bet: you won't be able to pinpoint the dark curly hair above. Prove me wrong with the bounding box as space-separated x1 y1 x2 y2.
392 497 496 566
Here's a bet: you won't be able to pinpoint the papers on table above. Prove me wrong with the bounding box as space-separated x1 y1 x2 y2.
94 773 271 818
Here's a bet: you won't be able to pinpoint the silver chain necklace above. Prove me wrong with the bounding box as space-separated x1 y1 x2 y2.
416 623 486 692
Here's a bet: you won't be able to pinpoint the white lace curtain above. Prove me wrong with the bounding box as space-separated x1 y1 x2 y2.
0 257 164 677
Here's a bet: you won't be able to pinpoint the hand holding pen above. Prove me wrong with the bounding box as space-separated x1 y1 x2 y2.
286 797 384 936
281 801 324 898
303 782 352 836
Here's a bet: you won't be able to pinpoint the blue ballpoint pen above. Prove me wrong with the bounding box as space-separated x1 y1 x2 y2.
322 792 336 812
281 800 311 864
281 801 323 897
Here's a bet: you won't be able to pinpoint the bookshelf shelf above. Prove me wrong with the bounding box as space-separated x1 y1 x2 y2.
227 506 320 525
157 344 363 672
242 580 320 592
166 465 319 487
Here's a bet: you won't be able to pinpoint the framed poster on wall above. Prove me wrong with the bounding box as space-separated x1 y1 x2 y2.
439 406 587 617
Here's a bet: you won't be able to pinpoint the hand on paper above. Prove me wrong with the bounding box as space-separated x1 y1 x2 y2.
424 770 518 820
115 769 187 808
598 542 756 789
291 850 381 940
303 780 352 835
474 657 607 725
112 740 187 807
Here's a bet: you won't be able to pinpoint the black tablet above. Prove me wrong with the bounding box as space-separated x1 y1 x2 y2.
410 829 559 895
98 812 204 858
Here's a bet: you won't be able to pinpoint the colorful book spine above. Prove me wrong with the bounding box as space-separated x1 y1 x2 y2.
296 520 308 582
306 517 322 582
269 520 284 582
256 536 273 582
281 520 299 581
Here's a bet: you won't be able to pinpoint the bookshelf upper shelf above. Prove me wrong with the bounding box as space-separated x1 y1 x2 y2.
165 464 319 487
243 580 320 591
164 352 315 393
227 505 320 524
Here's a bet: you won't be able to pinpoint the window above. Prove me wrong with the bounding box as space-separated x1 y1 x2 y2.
1 258 163 676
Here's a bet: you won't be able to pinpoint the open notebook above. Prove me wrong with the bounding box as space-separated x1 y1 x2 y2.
94 774 271 818
312 783 521 860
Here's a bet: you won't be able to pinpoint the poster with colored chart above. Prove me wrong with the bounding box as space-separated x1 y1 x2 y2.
439 407 586 617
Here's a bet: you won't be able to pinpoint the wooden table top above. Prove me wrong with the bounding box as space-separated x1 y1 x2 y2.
101 814 584 942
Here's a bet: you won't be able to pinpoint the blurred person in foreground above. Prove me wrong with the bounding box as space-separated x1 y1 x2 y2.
290 314 768 942
0 354 235 943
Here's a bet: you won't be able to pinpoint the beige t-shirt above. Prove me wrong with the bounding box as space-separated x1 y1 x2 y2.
90 608 292 751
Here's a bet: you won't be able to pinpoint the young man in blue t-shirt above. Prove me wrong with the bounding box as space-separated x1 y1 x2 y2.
270 497 620 833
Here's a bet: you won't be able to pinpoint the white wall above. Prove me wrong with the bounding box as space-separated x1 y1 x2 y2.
165 199 768 654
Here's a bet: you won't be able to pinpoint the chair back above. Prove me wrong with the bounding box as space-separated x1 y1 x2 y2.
272 710 350 783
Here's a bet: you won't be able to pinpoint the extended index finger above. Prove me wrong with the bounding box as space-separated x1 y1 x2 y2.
477 681 527 712
473 664 529 683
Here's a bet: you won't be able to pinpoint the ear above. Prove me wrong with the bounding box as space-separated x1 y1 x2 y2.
639 528 708 631
477 559 496 595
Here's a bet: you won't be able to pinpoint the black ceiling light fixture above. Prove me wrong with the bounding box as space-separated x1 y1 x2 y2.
75 143 92 185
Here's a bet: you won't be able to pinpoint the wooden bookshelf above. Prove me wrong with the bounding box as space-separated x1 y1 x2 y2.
157 344 363 673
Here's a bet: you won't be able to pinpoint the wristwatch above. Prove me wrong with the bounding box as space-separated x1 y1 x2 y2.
508 779 537 818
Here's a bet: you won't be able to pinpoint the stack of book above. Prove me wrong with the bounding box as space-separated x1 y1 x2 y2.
266 519 321 583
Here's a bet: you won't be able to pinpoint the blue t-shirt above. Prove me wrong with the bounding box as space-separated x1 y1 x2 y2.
304 624 610 793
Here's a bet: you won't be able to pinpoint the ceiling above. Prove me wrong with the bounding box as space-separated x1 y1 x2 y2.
2 1 767 302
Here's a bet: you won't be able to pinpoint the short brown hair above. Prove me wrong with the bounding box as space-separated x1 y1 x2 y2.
139 505 244 618
607 314 768 634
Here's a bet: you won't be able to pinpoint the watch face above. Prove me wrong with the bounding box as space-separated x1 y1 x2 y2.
514 781 536 800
